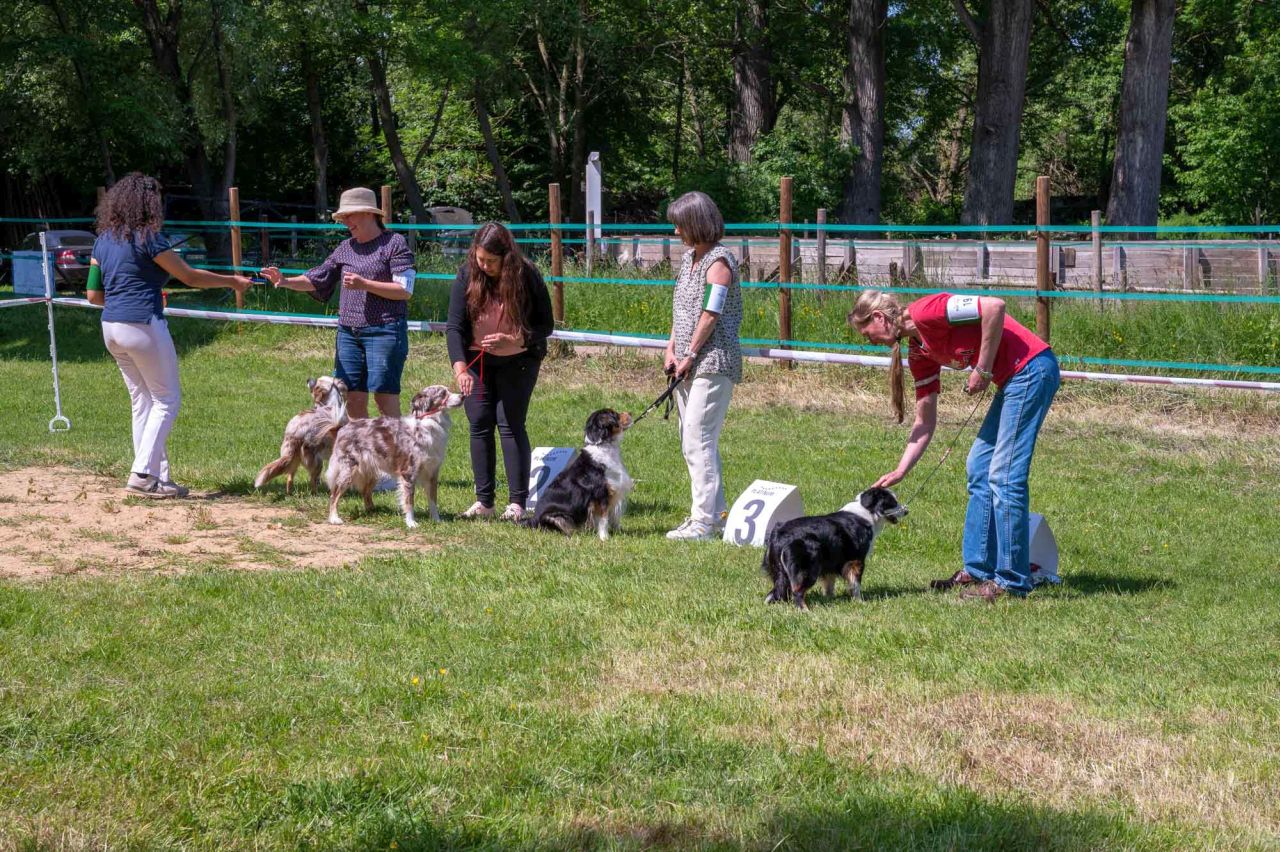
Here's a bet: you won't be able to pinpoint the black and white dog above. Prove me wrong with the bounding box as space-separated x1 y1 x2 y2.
522 408 634 540
762 487 907 610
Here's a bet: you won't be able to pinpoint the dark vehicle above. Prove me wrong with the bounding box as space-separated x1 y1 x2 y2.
19 230 96 290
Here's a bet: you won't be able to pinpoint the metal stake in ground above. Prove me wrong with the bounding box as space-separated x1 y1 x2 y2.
40 231 71 432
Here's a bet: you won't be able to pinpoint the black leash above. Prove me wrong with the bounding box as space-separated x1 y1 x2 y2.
632 372 683 424
899 385 990 508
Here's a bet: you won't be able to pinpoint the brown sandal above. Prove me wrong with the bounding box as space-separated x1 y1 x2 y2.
930 570 976 591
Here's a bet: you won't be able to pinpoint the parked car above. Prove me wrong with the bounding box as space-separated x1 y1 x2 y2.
19 230 96 290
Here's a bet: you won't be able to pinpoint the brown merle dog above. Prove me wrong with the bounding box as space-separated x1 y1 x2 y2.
254 376 349 494
326 385 462 528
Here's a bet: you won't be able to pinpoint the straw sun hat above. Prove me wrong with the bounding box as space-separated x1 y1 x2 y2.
332 187 384 222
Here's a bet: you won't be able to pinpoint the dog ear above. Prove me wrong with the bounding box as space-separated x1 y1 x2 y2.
584 409 614 443
333 378 348 394
307 378 318 391
860 489 877 510
410 391 431 414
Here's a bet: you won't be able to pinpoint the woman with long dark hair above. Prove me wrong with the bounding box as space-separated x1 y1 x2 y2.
86 172 251 497
446 222 554 520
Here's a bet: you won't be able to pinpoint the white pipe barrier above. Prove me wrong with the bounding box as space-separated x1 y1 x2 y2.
43 297 1280 393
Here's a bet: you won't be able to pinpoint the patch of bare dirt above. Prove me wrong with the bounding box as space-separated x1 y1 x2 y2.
0 466 426 581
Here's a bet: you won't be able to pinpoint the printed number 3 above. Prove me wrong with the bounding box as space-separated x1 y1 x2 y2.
734 499 766 545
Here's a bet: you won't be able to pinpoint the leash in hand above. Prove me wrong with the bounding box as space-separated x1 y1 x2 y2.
633 368 683 424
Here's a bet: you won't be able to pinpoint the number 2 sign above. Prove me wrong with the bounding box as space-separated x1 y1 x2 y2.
722 480 805 547
524 447 577 515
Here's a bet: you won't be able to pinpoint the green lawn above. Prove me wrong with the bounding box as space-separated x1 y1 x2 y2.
1 301 1278 849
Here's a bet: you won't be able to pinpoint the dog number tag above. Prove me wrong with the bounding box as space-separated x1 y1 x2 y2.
723 480 804 547
1028 512 1061 585
525 447 577 514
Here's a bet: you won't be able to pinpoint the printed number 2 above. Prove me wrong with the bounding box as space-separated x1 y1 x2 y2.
531 465 551 495
734 499 766 545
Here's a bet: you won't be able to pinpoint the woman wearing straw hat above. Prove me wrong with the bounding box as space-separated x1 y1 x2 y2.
261 187 416 419
87 172 252 498
848 289 1060 601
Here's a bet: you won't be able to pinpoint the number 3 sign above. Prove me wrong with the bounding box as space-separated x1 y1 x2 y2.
722 480 805 547
525 447 577 515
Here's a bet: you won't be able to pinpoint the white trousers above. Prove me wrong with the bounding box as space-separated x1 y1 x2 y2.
102 319 181 480
674 374 734 525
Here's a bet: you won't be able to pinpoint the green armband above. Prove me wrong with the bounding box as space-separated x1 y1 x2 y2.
87 264 103 291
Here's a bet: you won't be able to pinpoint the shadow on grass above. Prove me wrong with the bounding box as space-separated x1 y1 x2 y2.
0 299 225 363
340 787 1152 851
1061 572 1174 596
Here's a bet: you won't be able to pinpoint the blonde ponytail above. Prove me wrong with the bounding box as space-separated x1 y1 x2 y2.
849 289 907 423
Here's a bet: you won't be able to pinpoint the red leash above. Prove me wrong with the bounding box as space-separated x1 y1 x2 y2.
462 348 485 400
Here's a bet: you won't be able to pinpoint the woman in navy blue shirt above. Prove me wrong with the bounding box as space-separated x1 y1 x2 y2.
88 173 250 498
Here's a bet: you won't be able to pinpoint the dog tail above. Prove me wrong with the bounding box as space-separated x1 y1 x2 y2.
254 441 300 489
524 512 573 535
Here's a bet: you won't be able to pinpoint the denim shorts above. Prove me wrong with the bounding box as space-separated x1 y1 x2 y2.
334 319 409 394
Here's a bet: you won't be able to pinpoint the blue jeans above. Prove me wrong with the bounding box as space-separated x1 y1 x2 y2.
962 350 1060 595
334 319 408 394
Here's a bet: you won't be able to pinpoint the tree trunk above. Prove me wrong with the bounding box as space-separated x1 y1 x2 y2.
957 0 1034 226
210 0 236 215
728 0 775 164
132 0 217 221
1105 0 1175 232
568 16 588 223
837 0 887 224
672 47 685 184
364 47 428 220
301 43 329 219
473 86 521 222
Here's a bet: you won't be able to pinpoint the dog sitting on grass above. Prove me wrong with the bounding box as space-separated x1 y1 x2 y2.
254 376 349 494
521 408 634 540
762 487 907 610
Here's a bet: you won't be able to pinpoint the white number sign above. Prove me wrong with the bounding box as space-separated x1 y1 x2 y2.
723 480 805 547
525 447 577 514
1029 512 1061 585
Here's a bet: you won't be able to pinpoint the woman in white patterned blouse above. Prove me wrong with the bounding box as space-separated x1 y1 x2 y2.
663 191 743 541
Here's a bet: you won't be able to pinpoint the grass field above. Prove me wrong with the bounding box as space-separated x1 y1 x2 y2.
1 297 1279 849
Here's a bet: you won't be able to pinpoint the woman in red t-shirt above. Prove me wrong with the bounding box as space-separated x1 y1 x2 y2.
849 289 1060 600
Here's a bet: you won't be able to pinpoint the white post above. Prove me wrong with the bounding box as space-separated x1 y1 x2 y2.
40 231 71 432
585 151 602 242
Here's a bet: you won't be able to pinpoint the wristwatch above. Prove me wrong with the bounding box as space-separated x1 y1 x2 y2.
974 366 994 380
684 348 700 359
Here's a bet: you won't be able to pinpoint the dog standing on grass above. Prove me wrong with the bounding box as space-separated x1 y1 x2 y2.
254 376 349 494
326 385 463 528
521 408 634 540
762 487 907 610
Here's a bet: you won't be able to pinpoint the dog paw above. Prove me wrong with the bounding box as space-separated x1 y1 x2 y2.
327 516 344 526
405 519 419 529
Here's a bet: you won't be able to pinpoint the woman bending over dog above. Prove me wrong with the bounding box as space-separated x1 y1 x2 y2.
446 222 554 521
87 173 252 498
849 290 1060 601
260 187 415 420
663 191 743 541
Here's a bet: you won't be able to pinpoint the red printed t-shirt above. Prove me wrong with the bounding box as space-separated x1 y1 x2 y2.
906 292 1049 399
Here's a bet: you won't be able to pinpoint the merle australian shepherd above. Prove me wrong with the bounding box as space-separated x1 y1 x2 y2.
762 487 907 610
521 408 634 540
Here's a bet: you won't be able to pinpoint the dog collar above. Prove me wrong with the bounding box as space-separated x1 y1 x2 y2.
415 405 447 419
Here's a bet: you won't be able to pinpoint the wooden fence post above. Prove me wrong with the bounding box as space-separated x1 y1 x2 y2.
228 186 243 309
381 185 392 222
259 214 270 266
815 208 827 288
1035 175 1052 343
548 183 564 326
290 214 299 258
975 241 989 287
778 176 793 367
1182 246 1201 290
1091 210 1103 308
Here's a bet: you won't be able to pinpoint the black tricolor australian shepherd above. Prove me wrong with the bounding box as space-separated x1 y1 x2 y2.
522 408 634 540
762 487 907 610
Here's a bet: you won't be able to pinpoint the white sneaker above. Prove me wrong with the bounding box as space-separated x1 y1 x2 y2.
461 501 495 519
666 519 716 541
125 473 189 499
499 503 524 521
